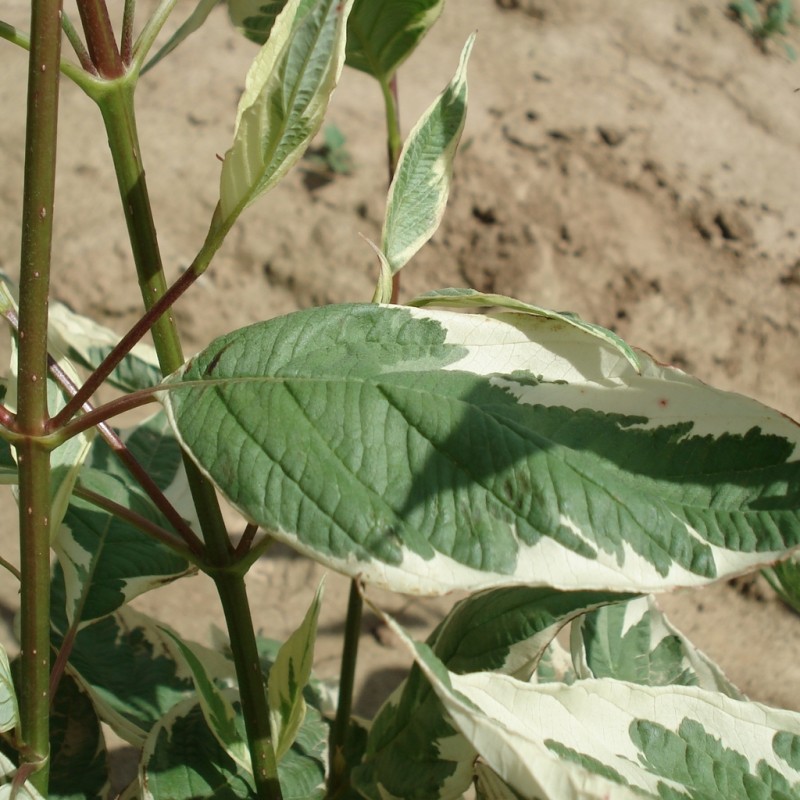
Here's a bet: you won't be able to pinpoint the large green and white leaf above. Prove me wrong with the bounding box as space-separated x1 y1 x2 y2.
161 303 800 595
228 0 287 44
55 469 191 627
0 644 16 733
409 287 641 372
218 0 353 226
398 620 800 800
354 588 625 800
51 570 220 746
381 34 473 274
48 301 161 392
54 409 198 627
142 0 220 74
140 694 327 800
572 595 744 698
163 630 250 772
49 673 110 800
345 0 444 80
268 580 323 763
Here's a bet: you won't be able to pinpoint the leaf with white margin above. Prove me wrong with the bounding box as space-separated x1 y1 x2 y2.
381 35 473 275
218 0 353 226
161 303 800 595
142 0 220 74
269 579 323 763
55 410 196 627
345 0 445 80
572 594 744 698
140 693 327 800
51 569 224 746
353 588 627 800
55 469 191 627
0 644 16 733
162 629 251 773
408 287 641 372
391 615 800 800
48 301 161 392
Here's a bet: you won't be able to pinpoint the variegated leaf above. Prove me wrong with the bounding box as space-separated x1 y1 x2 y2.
161 304 800 595
354 588 626 800
396 618 800 800
345 0 445 80
572 595 744 698
54 411 195 628
162 629 251 773
408 287 640 371
51 569 224 746
140 693 327 800
381 34 474 274
218 0 353 226
268 579 323 763
0 755 46 799
48 301 161 392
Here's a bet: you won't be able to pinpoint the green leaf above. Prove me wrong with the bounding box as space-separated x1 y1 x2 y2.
408 287 641 372
218 0 354 225
228 0 288 45
161 304 800 595
345 0 444 80
381 34 474 274
572 595 744 697
268 579 324 763
49 301 161 392
54 410 195 627
354 588 625 800
393 617 800 800
49 673 110 800
142 0 220 74
56 468 191 627
51 570 210 746
140 695 327 799
0 645 17 734
162 630 251 773
763 553 800 613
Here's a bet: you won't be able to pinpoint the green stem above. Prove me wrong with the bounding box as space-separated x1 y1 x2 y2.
16 0 64 789
216 575 283 798
328 580 364 796
96 76 282 800
61 10 97 74
380 74 402 304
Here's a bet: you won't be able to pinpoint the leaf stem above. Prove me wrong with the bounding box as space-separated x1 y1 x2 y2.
16 0 64 788
61 10 97 74
130 0 178 70
76 0 124 77
0 554 21 581
328 579 364 796
120 0 135 63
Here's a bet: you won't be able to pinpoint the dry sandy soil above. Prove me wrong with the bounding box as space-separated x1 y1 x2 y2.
2 0 800 789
